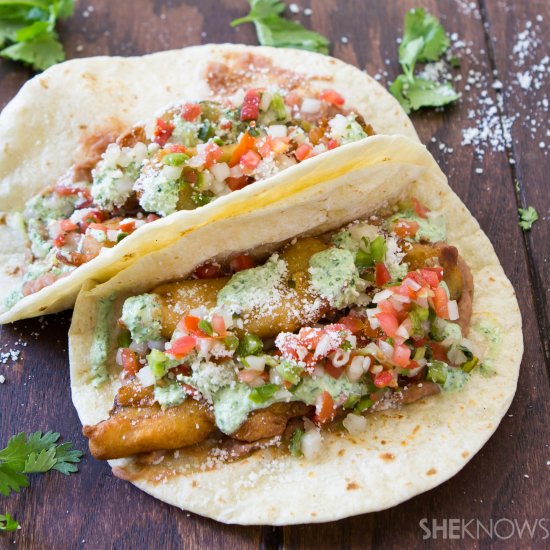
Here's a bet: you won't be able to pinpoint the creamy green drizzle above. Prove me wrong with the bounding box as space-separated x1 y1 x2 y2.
120 294 163 343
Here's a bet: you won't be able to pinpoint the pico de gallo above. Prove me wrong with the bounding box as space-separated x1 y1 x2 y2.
7 85 374 309
83 198 482 463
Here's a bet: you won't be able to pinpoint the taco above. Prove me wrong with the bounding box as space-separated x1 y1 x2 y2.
0 43 417 324
69 135 522 524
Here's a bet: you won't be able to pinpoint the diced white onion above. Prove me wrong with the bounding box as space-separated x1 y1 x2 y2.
161 165 183 180
373 289 393 303
274 389 293 401
130 340 149 355
391 294 411 304
342 413 368 435
269 369 283 385
404 277 422 292
447 299 459 320
245 355 265 371
330 349 350 367
229 164 244 178
364 342 380 357
312 143 327 155
328 114 348 135
370 364 383 374
301 98 321 113
137 365 155 387
131 141 148 163
147 340 166 351
267 124 288 138
396 324 410 340
189 306 209 319
107 229 119 242
379 340 394 358
260 91 272 111
301 429 322 460
347 356 368 382
296 345 308 361
312 365 325 378
115 348 124 366
447 345 468 365
209 162 231 182
314 334 332 358
102 143 121 168
229 89 245 107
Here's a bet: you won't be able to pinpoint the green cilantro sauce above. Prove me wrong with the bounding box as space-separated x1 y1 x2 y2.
217 256 287 313
387 211 447 242
90 294 115 387
431 318 462 342
213 383 263 434
91 165 136 211
308 247 360 308
120 294 163 344
292 374 367 404
137 171 181 217
154 383 186 407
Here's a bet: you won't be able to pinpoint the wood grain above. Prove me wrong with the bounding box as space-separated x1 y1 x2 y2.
0 1 548 548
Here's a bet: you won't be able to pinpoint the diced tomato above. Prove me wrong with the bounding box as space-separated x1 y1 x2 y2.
153 118 174 146
374 370 393 388
412 197 429 219
88 223 108 232
78 210 105 231
297 327 323 349
182 102 201 121
229 132 256 167
203 142 223 168
119 220 136 233
392 344 411 368
393 220 419 238
429 341 448 362
376 311 399 338
295 143 313 161
375 262 391 286
226 175 250 191
183 315 202 335
121 348 139 376
167 335 197 357
320 88 345 106
271 137 290 155
238 369 263 383
432 287 449 319
146 214 160 223
59 219 77 232
53 234 66 247
193 262 222 279
230 254 256 272
166 144 188 154
324 361 345 379
211 313 226 337
55 185 90 197
284 91 302 107
257 135 273 158
327 138 338 150
338 315 365 334
240 89 261 120
239 150 261 173
420 268 441 288
314 390 335 424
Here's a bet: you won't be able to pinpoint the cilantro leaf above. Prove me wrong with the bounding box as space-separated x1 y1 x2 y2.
0 33 65 70
0 0 74 71
0 431 82 496
518 206 538 231
52 442 83 475
23 447 57 474
0 513 19 532
0 464 29 496
232 0 330 55
391 8 458 112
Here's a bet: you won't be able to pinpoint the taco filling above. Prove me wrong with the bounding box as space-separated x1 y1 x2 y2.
8 83 373 308
82 198 482 463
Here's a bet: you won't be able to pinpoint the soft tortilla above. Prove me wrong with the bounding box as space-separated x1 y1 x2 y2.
0 43 417 323
69 135 522 525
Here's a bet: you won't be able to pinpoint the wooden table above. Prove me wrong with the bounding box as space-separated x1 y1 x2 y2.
1 1 548 548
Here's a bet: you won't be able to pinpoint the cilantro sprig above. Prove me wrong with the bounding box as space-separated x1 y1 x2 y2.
390 8 459 113
0 0 75 71
518 206 538 231
0 431 82 497
232 0 329 54
0 513 19 532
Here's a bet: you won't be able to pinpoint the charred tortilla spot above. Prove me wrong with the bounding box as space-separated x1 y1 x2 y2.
426 468 437 476
380 452 395 462
346 481 360 490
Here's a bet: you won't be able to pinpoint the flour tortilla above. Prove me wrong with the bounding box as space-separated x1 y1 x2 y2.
69 135 522 525
0 43 417 323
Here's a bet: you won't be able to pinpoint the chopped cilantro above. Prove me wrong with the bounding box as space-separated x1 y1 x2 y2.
0 513 19 532
231 0 329 54
289 429 303 457
390 8 459 113
249 383 279 403
0 431 82 497
518 206 538 231
0 1 75 71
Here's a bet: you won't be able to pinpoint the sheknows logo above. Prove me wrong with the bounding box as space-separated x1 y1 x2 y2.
419 518 549 540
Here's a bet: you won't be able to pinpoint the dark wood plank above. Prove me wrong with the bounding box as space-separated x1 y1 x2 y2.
0 1 547 548
479 0 550 365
